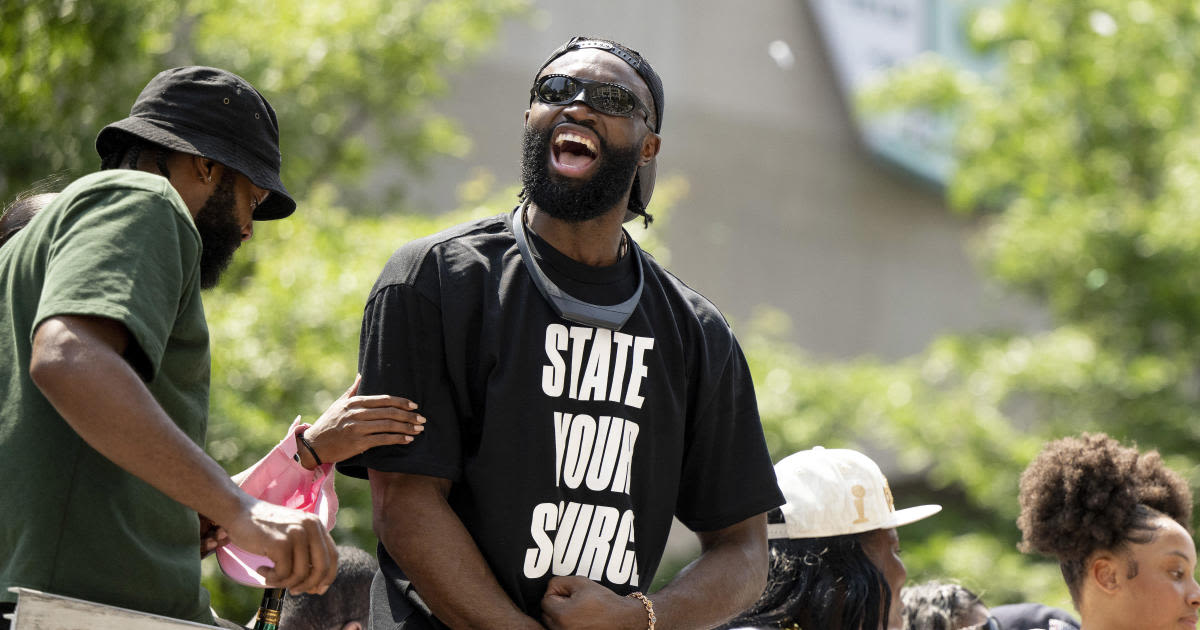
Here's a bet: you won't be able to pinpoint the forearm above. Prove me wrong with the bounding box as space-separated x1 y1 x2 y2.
649 514 769 630
31 317 249 525
369 470 541 630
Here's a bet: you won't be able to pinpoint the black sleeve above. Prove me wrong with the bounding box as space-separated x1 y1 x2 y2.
336 280 462 481
674 336 784 531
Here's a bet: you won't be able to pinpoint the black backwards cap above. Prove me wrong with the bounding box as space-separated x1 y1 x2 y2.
96 66 295 220
534 36 664 133
533 36 664 220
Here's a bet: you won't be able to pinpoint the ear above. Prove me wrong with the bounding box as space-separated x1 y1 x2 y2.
1091 554 1121 594
638 131 661 166
189 154 219 185
172 155 222 219
341 621 364 630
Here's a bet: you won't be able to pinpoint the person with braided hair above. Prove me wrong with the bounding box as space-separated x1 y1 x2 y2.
0 66 350 629
721 447 942 630
1017 432 1200 630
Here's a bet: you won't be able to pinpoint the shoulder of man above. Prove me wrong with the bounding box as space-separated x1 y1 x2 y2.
60 169 183 205
990 603 1079 630
52 170 194 229
369 211 512 296
637 244 737 340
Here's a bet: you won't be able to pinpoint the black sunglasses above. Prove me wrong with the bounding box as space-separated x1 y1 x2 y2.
531 74 653 126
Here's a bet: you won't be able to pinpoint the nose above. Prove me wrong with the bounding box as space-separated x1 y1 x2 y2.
561 88 600 121
241 221 254 242
1187 576 1200 609
562 103 599 128
566 87 588 106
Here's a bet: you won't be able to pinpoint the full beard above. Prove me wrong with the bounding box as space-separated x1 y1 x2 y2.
193 170 243 290
520 123 642 223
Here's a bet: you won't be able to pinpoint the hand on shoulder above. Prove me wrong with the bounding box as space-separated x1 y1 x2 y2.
297 374 425 468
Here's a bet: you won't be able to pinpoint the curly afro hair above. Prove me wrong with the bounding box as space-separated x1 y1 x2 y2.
1017 432 1193 602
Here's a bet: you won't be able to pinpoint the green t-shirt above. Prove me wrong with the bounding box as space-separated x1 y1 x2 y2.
0 170 214 625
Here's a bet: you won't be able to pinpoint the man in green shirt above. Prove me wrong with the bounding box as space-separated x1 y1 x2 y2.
0 67 337 627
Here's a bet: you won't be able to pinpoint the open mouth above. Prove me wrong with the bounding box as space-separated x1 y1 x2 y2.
551 128 599 176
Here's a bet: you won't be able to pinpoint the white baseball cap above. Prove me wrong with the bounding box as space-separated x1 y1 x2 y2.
768 446 942 540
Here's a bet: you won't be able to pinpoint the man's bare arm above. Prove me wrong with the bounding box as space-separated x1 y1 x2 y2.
541 513 769 630
30 314 337 593
369 469 542 629
652 513 769 628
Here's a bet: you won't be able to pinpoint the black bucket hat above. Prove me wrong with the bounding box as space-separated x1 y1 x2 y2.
96 66 295 220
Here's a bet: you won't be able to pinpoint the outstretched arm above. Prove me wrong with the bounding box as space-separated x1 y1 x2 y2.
541 512 769 630
30 314 338 594
369 469 542 629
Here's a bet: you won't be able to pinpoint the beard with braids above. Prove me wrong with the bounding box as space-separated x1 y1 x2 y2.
520 122 643 223
192 169 244 289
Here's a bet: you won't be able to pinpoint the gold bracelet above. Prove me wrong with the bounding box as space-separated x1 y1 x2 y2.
627 591 656 630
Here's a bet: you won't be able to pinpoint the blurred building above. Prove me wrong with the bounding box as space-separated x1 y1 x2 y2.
391 0 1043 360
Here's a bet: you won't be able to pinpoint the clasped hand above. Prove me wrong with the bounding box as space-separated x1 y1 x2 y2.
541 576 650 630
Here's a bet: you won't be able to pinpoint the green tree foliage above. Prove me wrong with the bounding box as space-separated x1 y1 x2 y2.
190 0 526 208
0 0 527 208
751 0 1200 610
0 0 173 192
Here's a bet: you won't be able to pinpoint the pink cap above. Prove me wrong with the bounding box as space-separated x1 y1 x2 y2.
217 416 338 586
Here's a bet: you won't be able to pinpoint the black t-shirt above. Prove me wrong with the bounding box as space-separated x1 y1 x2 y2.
340 211 784 619
990 603 1079 630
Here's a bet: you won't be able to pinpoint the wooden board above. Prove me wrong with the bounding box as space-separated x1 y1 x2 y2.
6 588 218 629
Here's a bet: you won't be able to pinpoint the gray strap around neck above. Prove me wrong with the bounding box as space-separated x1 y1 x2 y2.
511 202 644 331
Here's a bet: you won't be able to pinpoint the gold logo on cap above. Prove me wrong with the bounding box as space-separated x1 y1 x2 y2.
883 479 895 511
852 485 868 523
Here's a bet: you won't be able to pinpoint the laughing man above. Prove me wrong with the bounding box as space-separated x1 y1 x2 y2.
339 37 784 630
